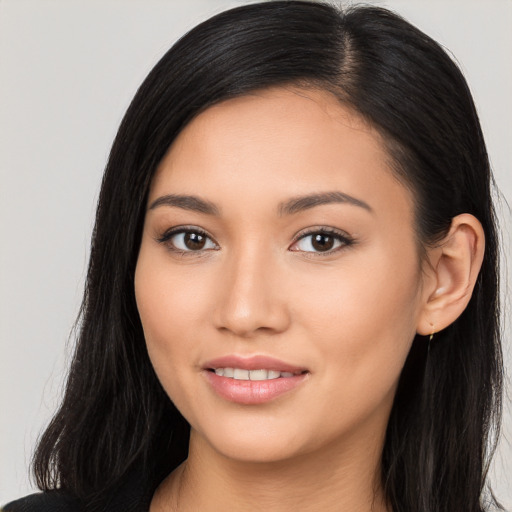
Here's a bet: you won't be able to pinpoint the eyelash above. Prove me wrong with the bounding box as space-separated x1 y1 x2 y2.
156 225 355 258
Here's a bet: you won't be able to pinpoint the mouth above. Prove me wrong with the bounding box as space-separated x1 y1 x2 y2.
207 368 306 380
202 355 309 404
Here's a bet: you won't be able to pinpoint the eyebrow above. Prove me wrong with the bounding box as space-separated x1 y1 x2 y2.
277 191 372 216
148 191 372 216
149 194 220 215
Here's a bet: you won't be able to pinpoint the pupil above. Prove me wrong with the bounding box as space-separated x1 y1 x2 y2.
312 234 334 252
185 232 206 250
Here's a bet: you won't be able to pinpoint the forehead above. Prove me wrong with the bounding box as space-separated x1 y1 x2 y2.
150 86 413 224
157 86 385 174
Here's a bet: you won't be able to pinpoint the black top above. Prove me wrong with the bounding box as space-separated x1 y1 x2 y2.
2 492 83 512
2 470 153 512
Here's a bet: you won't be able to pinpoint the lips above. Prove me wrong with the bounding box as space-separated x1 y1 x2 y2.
202 355 309 405
213 368 297 380
204 355 307 374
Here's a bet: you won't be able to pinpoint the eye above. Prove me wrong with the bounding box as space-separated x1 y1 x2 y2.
157 227 218 254
290 228 354 255
156 226 353 256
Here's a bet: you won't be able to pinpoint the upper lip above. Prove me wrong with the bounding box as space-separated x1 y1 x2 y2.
203 355 308 374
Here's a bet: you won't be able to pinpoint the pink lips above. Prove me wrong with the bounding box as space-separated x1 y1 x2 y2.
202 355 309 405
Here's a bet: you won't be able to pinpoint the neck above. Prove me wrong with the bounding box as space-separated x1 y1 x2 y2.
152 427 391 512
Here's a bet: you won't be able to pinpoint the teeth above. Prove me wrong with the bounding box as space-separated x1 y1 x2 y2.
233 369 250 380
212 368 299 380
249 369 268 381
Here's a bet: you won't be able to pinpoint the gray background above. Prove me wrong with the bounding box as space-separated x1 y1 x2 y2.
1 0 511 506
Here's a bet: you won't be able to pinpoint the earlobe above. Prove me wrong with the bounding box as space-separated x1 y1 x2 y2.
416 214 485 336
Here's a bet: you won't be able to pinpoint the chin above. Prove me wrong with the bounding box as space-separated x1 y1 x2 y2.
191 410 353 468
191 416 314 464
209 436 305 464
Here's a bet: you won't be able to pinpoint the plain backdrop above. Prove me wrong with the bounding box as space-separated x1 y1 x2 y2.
1 0 511 506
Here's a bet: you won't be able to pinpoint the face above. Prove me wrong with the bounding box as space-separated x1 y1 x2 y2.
135 87 428 464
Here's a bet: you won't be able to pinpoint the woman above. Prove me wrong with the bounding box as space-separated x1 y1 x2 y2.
3 1 505 511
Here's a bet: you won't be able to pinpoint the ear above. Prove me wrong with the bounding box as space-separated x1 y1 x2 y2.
416 214 485 336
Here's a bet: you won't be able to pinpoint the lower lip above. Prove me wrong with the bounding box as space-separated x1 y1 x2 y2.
203 371 308 405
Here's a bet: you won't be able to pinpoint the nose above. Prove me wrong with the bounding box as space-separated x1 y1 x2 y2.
213 245 291 338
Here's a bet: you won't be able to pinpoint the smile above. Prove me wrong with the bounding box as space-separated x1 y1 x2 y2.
202 356 309 405
211 368 301 380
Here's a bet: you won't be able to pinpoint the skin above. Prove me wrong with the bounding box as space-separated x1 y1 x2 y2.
135 86 485 511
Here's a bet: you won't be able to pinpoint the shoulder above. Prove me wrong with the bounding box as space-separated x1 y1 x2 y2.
2 491 83 512
2 467 153 512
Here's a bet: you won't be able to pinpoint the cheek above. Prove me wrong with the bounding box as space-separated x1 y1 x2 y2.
297 244 422 392
134 246 209 396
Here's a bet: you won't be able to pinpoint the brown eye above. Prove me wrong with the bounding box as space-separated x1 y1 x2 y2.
183 232 207 250
292 229 353 255
311 233 335 252
158 228 218 253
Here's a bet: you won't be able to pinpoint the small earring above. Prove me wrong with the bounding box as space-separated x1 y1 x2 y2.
429 332 434 342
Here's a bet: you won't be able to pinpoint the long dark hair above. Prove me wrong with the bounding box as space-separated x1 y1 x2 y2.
33 2 503 511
